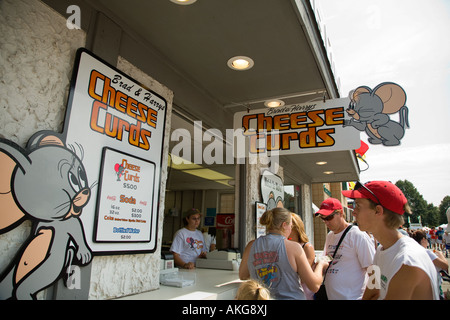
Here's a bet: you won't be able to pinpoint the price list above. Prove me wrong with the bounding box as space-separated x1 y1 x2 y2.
94 148 155 242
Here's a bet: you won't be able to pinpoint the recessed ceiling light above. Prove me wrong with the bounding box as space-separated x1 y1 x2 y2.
170 0 197 5
324 171 334 175
264 99 285 108
227 56 254 71
316 161 327 166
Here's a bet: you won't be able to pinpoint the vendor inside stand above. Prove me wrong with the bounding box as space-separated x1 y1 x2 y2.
170 208 207 269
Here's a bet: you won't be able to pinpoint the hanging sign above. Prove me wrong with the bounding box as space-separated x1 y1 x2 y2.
345 82 409 146
233 98 360 156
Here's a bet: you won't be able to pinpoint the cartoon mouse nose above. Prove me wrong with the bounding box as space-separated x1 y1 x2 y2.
74 188 91 208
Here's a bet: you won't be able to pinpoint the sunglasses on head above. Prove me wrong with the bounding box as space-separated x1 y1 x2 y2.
354 181 382 206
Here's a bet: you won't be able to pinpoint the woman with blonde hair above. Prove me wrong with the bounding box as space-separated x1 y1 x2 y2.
289 213 316 299
239 208 328 300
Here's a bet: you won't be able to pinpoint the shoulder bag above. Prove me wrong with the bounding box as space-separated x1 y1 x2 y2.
314 224 353 300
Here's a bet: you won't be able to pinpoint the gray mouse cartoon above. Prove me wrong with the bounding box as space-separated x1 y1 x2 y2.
0 131 93 300
344 82 409 146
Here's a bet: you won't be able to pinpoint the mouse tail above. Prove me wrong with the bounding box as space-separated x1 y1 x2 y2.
399 106 409 129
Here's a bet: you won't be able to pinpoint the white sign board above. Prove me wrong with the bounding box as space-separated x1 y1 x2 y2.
64 48 167 253
260 170 284 210
233 99 360 156
94 148 155 242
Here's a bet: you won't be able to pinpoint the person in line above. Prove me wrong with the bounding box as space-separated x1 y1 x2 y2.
235 280 271 300
343 181 440 300
430 227 437 250
444 231 450 258
411 229 449 299
316 197 376 300
436 227 445 251
170 208 206 269
289 213 316 300
239 208 328 300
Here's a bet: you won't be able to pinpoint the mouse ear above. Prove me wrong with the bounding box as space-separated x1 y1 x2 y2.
0 146 26 233
26 131 65 150
350 86 371 102
373 83 406 114
38 135 64 147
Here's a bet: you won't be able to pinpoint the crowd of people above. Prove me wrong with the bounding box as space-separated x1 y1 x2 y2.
238 181 449 300
168 181 449 300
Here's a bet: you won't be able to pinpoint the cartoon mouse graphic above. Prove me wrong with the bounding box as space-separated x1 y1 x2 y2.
344 82 409 146
0 131 93 300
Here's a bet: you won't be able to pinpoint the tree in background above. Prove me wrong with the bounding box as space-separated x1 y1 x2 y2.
395 180 448 228
438 196 450 226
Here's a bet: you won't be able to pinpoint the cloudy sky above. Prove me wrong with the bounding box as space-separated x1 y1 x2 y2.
319 0 450 206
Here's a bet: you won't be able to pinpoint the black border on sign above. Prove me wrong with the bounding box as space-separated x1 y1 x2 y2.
93 147 156 244
63 48 167 255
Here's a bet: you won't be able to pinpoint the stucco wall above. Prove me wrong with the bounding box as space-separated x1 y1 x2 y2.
0 0 86 296
0 0 173 300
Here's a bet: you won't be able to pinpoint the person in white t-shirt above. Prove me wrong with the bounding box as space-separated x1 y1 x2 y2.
343 181 439 300
170 208 206 269
316 198 376 300
411 229 449 299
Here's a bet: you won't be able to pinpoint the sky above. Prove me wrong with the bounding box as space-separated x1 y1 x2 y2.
319 0 450 206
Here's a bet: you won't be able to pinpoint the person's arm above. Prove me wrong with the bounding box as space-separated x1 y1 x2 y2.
362 287 380 300
172 251 194 269
289 241 328 293
239 240 254 280
384 265 432 300
432 250 449 271
303 243 315 267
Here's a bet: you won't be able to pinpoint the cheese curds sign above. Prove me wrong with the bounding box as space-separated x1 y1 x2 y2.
233 99 361 156
233 82 409 157
64 48 167 253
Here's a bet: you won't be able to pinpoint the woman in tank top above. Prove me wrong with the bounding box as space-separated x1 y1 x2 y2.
239 208 328 300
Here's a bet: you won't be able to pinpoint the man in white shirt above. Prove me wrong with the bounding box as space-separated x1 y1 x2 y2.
343 181 439 300
316 198 376 300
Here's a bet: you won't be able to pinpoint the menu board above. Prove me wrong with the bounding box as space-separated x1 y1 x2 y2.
94 148 155 242
63 48 167 253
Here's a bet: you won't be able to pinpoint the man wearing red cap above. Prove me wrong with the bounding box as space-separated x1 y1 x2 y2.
342 181 439 300
315 197 376 300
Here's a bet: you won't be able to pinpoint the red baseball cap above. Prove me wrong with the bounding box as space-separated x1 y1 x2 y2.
315 198 343 216
342 181 407 215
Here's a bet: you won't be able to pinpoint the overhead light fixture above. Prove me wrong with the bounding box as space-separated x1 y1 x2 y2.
264 99 285 108
324 171 334 175
316 161 327 166
170 0 197 5
227 56 254 71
